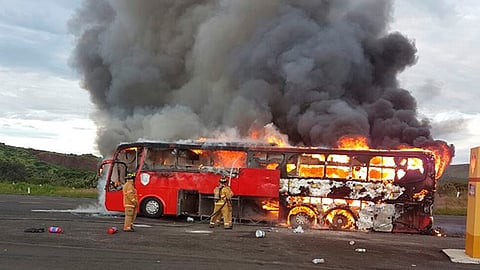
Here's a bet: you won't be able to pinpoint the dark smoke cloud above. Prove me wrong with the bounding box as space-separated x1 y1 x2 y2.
69 0 446 156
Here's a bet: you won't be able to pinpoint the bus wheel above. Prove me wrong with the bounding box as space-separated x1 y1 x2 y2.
141 197 163 218
325 208 356 230
288 206 317 228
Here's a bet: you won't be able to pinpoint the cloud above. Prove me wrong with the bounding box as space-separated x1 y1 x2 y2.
0 0 81 76
0 117 97 155
393 0 480 164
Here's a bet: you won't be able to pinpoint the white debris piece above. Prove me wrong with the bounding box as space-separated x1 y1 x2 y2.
293 225 304 233
255 230 265 238
312 258 325 264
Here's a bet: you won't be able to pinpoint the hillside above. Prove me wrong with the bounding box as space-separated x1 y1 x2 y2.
438 164 469 183
0 143 101 188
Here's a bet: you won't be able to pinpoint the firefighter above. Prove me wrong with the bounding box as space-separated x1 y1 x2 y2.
123 173 138 232
209 176 233 229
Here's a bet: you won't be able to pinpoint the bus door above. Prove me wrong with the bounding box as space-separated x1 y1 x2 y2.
104 148 140 212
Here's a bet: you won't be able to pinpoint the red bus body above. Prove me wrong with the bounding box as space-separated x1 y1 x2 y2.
99 141 437 233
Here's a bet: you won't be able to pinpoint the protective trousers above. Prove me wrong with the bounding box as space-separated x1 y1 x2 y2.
210 201 232 228
124 206 137 230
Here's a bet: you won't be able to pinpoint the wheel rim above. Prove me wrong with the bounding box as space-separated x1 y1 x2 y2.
145 200 159 215
293 212 311 226
331 214 348 229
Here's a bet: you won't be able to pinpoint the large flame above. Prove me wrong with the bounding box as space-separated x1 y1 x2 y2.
248 123 289 146
397 140 453 179
337 135 370 150
337 135 452 180
197 130 452 180
421 141 454 179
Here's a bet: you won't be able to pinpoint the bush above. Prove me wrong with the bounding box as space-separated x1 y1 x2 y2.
0 160 28 181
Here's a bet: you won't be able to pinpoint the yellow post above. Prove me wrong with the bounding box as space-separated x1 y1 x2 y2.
466 146 480 258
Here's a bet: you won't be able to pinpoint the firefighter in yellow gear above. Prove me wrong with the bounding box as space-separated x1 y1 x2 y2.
210 176 233 229
123 174 138 232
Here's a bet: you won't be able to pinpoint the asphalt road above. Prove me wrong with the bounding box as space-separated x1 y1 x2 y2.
0 194 476 270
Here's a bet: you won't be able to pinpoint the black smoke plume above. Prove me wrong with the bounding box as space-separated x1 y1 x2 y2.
68 0 452 158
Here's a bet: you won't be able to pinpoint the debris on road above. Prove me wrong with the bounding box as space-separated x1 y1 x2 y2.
48 226 63 233
293 226 304 233
107 226 118 234
24 227 45 233
255 230 265 238
312 258 325 264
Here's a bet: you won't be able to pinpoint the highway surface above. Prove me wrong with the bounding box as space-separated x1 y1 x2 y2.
0 194 476 270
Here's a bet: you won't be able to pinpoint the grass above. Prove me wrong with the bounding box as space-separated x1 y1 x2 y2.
433 194 467 216
433 207 467 216
0 181 98 199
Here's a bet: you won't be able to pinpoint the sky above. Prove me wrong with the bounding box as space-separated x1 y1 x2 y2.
0 0 478 164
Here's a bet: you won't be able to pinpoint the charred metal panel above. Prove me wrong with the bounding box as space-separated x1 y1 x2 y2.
357 203 396 232
280 178 405 201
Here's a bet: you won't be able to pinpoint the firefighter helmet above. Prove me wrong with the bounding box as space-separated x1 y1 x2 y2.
126 172 136 180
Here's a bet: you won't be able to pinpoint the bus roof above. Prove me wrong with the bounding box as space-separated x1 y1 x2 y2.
114 141 434 159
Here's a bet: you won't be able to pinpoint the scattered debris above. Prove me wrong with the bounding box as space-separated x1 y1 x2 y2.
48 226 63 233
107 226 118 234
293 225 304 234
186 217 194 223
255 230 265 238
312 258 325 264
24 227 45 233
349 241 355 246
355 248 367 253
186 230 213 234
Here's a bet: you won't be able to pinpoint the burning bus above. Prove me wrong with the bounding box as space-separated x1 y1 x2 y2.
98 138 451 234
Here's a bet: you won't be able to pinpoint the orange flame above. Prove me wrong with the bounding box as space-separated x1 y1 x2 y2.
248 124 289 146
422 141 453 179
337 135 370 150
213 150 247 168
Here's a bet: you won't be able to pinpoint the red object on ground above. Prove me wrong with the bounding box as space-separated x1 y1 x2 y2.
107 226 118 234
48 226 63 233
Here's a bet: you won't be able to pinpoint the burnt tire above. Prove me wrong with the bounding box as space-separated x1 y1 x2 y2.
325 209 356 230
141 197 163 218
289 212 314 228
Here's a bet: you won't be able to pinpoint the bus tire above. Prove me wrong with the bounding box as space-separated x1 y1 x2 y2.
324 208 356 230
288 206 317 228
141 197 163 218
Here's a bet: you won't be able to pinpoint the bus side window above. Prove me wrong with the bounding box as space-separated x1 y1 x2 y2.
285 155 298 177
144 149 175 169
248 152 282 169
177 149 205 168
369 156 395 181
351 156 368 180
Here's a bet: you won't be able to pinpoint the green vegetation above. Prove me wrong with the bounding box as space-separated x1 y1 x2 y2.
0 143 99 189
434 182 468 216
0 181 97 198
